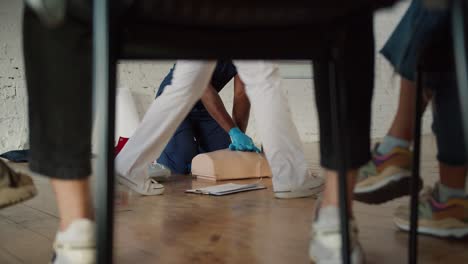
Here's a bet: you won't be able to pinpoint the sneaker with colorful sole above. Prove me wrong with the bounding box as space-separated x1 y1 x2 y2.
354 144 421 204
393 183 468 238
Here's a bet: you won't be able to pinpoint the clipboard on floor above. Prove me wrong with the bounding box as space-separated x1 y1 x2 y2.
186 183 266 196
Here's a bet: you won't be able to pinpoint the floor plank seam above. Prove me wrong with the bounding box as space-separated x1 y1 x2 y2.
0 246 25 264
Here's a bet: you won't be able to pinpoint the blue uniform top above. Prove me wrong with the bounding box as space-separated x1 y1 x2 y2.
156 61 237 110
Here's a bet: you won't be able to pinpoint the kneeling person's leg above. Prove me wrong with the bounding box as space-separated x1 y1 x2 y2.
193 109 231 153
157 118 198 174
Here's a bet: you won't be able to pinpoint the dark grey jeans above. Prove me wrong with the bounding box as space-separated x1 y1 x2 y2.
313 11 375 170
381 0 466 166
23 7 92 179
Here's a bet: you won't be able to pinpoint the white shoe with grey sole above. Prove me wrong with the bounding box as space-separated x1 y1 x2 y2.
309 206 364 264
116 173 164 196
274 175 324 199
51 219 95 264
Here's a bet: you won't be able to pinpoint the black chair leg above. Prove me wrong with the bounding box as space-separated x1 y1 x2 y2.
408 67 423 264
452 0 468 154
93 0 116 263
328 58 351 264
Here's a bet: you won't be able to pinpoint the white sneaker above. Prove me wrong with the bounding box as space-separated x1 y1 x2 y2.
52 219 95 264
309 207 364 264
148 162 171 181
116 172 164 196
274 174 324 199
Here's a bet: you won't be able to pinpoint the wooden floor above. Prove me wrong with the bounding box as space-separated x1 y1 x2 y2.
1 136 467 264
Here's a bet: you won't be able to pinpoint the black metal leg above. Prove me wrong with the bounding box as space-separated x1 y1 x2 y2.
452 0 468 155
329 58 351 264
409 68 423 264
93 0 116 263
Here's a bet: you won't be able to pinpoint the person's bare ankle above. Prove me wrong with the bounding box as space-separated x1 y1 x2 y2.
320 198 337 209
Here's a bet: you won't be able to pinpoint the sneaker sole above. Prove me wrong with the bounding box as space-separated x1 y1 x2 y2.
275 186 322 199
0 184 37 209
394 220 468 239
354 174 422 204
50 249 96 264
151 175 171 182
309 244 365 264
150 171 172 182
117 174 164 196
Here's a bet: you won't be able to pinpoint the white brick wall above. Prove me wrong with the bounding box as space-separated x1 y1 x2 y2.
0 0 433 153
0 0 29 152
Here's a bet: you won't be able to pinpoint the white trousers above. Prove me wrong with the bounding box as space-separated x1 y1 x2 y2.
115 60 310 192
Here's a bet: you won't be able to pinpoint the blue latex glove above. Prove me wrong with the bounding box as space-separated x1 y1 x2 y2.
228 127 261 153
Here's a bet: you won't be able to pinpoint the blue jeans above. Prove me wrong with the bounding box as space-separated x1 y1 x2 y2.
157 108 230 174
381 0 466 166
380 0 448 82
